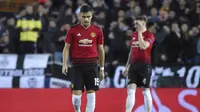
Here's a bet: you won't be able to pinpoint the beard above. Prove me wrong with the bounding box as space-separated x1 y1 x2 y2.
82 22 90 27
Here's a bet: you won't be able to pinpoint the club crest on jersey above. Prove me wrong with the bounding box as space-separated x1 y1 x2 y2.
90 32 96 38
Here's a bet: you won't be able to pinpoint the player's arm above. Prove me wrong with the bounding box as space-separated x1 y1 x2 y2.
62 43 70 67
62 28 72 72
138 32 150 50
125 47 132 69
97 29 105 69
98 44 105 69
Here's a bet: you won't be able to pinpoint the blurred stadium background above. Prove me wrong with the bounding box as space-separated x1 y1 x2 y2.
0 0 200 112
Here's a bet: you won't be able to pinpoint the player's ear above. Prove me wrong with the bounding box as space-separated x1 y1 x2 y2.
78 13 82 21
78 13 81 17
90 11 93 19
91 10 94 15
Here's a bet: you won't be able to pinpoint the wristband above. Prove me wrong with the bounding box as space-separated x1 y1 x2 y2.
100 67 104 70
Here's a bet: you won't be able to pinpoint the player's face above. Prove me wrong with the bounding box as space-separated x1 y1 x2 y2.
134 20 145 31
80 12 92 27
26 6 33 14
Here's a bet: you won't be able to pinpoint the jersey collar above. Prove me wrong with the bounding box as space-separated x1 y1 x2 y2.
80 23 91 29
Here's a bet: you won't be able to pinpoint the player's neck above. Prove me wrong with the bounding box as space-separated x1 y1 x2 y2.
81 23 90 29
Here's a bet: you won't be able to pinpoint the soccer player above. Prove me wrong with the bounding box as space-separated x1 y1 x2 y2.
62 4 105 112
123 16 155 112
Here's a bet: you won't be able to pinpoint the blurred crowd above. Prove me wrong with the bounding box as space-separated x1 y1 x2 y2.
0 0 200 65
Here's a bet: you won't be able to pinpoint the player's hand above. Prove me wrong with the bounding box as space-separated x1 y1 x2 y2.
123 68 129 77
137 21 145 32
100 70 105 81
62 65 68 75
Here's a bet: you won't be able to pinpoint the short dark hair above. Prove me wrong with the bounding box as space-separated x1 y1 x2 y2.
135 16 147 23
80 4 93 13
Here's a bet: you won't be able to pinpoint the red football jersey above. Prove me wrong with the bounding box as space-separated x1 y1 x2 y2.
130 30 155 64
65 23 104 63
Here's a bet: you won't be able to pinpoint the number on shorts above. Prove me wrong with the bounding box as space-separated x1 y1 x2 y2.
94 78 100 86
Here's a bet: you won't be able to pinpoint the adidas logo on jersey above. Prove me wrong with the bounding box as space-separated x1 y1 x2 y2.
77 33 81 36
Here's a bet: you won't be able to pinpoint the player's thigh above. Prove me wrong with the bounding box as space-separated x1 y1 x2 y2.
70 66 84 91
84 65 99 91
128 64 140 86
138 64 152 88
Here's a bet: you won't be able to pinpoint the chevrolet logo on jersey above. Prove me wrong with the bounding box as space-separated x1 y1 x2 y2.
78 39 93 47
131 41 140 47
78 39 92 44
